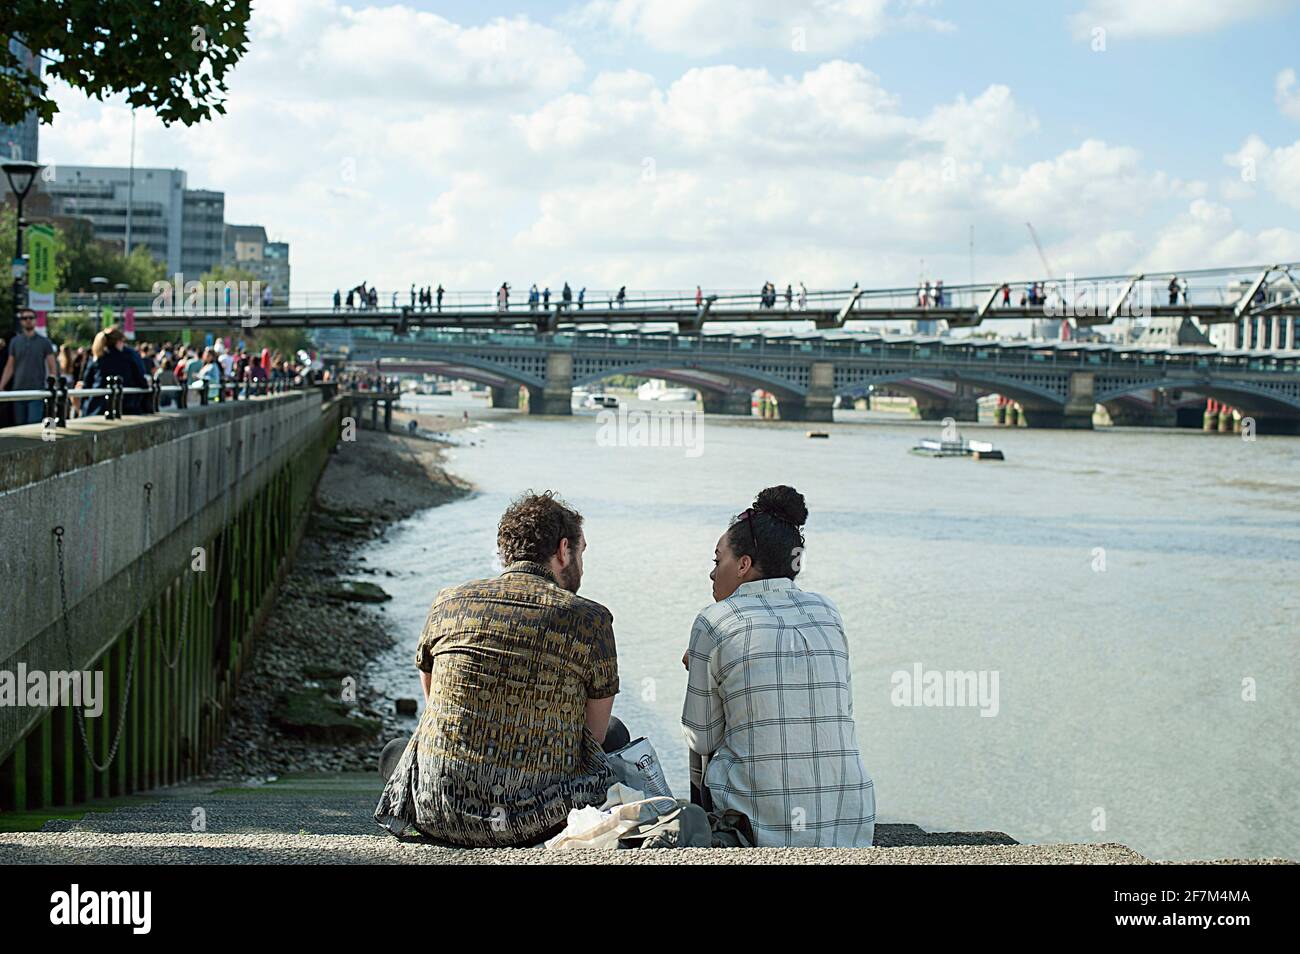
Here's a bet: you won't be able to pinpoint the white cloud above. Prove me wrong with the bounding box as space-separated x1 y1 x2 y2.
32 0 1289 300
572 0 952 56
1069 0 1290 39
1225 134 1300 210
1276 68 1300 120
1140 199 1300 269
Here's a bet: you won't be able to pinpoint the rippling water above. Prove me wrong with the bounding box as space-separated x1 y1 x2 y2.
362 394 1300 861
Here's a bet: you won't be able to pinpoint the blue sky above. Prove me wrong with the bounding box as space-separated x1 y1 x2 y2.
40 0 1300 296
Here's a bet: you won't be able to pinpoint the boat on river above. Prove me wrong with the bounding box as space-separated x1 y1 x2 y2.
910 436 1004 460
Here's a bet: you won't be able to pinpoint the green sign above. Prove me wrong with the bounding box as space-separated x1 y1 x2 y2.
27 224 57 294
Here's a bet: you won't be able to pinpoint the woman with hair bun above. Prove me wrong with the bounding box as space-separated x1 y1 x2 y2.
681 485 876 847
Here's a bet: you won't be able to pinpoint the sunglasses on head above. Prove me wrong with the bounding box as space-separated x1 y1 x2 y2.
737 507 760 553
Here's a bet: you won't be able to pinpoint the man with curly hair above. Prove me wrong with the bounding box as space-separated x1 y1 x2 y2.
375 490 628 846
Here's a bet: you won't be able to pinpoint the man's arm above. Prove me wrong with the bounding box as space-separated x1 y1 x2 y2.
585 695 614 744
0 355 13 391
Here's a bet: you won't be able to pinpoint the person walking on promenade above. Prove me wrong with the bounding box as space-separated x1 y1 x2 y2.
375 491 629 847
0 308 57 426
616 286 626 309
682 485 875 847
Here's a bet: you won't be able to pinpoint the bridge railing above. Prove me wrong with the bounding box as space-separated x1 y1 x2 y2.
50 262 1300 320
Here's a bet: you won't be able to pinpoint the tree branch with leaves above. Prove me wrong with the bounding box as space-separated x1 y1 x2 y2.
0 0 252 127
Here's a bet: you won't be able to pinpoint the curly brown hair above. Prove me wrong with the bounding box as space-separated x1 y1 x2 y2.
497 490 583 565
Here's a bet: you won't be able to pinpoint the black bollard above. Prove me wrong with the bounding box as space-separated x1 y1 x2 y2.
55 377 69 427
43 375 57 422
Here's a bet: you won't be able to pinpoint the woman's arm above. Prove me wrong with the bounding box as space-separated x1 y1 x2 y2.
681 614 725 755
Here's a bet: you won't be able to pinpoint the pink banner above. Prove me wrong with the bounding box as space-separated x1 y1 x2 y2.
123 307 136 340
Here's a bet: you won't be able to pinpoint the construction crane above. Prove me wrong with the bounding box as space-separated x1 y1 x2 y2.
1026 221 1071 340
1025 222 1056 278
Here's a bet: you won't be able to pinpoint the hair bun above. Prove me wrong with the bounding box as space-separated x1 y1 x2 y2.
754 485 807 527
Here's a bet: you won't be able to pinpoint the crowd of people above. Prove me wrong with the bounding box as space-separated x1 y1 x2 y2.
0 307 309 428
758 281 804 309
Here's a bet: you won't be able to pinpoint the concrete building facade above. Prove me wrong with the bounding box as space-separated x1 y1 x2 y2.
223 223 291 303
34 165 225 277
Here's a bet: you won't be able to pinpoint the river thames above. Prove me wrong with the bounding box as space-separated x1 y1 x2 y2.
365 394 1300 862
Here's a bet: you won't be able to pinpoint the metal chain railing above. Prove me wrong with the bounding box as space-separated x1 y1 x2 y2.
52 524 139 774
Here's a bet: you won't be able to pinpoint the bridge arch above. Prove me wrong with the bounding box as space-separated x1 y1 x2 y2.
1097 377 1300 413
346 349 546 390
834 369 1067 409
572 360 806 399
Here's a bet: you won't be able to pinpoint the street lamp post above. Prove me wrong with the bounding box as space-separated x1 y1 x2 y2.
91 276 109 326
3 159 44 337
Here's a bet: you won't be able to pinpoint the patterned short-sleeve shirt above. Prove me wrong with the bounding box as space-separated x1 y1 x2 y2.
375 561 618 846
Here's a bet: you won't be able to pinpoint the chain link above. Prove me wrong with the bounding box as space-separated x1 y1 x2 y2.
53 525 139 773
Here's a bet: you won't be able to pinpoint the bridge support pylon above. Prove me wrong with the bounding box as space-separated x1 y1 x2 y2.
529 352 574 416
914 382 979 422
701 385 754 416
489 385 519 409
779 362 835 422
1021 371 1096 429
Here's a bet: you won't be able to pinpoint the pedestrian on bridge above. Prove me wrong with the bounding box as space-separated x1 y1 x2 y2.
785 284 793 309
437 284 444 312
410 284 416 309
1168 276 1180 306
1001 283 1010 306
543 286 551 310
562 282 572 311
578 287 585 310
798 281 807 310
529 284 539 311
696 285 703 308
617 286 626 309
498 283 510 312
333 289 341 312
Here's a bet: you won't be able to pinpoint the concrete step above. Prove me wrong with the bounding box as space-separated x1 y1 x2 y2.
1 772 1158 864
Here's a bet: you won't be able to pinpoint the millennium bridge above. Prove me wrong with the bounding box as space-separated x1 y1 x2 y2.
73 262 1300 346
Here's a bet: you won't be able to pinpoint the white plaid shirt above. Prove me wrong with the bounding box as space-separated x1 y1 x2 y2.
682 578 875 847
